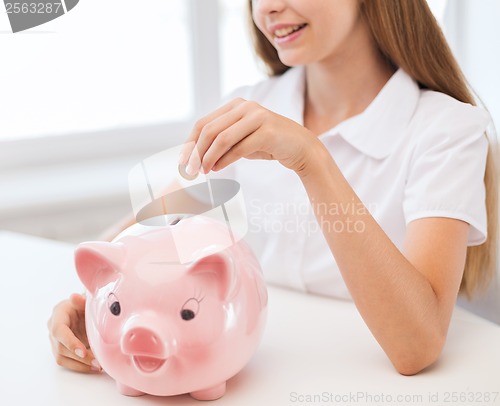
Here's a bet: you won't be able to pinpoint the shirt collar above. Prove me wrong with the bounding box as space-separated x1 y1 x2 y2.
271 66 420 160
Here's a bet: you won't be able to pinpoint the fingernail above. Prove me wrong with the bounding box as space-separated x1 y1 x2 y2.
75 348 84 358
91 359 101 371
185 163 196 176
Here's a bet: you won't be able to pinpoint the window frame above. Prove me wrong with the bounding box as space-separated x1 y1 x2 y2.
0 0 221 217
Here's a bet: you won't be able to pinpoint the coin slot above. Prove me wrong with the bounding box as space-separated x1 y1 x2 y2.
170 217 182 226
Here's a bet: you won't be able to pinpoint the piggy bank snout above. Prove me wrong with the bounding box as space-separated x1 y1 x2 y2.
121 326 172 359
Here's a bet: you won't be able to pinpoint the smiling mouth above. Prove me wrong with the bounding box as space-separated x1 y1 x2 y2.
274 23 307 39
133 356 167 373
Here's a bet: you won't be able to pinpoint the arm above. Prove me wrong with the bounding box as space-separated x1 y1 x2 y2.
299 144 468 375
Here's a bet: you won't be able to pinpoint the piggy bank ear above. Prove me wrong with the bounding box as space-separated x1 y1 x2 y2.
74 242 124 295
187 252 237 301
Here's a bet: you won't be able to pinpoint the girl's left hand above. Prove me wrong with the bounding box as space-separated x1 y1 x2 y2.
180 98 319 176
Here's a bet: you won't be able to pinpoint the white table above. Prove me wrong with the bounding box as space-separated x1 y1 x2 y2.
1 231 499 405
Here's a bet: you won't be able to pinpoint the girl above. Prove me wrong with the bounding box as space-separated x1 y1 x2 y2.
49 0 498 376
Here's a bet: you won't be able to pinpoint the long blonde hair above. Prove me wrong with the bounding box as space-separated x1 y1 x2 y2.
247 0 498 297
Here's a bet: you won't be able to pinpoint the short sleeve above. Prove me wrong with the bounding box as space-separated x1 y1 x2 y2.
403 102 490 246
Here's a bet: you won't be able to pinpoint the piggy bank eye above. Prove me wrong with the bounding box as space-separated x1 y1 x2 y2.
107 293 121 316
180 297 200 321
110 301 121 316
181 309 195 321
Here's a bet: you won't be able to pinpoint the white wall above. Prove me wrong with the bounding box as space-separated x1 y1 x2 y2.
445 0 500 324
445 0 500 130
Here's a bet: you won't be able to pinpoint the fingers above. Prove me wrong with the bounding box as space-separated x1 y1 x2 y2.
53 321 87 359
48 296 102 374
197 108 259 173
50 323 101 373
187 98 246 145
50 332 101 373
58 357 96 373
202 117 262 173
213 133 272 172
181 98 282 174
179 98 246 169
52 345 100 373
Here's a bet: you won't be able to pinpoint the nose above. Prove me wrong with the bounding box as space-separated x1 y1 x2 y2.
121 327 165 357
253 0 286 15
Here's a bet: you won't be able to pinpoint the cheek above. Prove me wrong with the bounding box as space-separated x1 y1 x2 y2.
251 7 269 40
322 2 361 39
177 300 225 350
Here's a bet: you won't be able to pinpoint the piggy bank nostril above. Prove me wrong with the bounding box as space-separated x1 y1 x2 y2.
123 328 164 357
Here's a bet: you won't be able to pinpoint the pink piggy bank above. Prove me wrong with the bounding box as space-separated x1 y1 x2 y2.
75 214 267 400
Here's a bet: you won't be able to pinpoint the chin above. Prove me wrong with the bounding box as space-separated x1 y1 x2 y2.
276 48 317 68
275 53 303 68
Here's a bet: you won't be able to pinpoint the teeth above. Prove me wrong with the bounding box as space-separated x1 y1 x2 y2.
274 24 304 38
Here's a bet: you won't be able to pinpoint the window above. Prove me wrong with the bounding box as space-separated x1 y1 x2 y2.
219 0 265 96
0 0 193 140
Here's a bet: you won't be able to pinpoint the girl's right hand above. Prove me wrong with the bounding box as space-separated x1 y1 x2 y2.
47 293 101 373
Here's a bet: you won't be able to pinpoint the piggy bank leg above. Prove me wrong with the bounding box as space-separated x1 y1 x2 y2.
117 382 145 397
190 382 226 401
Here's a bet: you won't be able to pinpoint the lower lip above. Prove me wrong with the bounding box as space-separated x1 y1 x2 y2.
274 25 306 45
133 356 167 373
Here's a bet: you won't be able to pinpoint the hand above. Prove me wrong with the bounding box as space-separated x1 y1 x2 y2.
180 98 320 176
47 293 101 373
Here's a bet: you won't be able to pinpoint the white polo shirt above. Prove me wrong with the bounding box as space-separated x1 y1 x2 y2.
213 66 490 299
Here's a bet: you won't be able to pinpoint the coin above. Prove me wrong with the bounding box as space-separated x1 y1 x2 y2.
178 163 198 181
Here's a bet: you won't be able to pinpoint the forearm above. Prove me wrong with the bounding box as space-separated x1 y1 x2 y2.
298 144 446 374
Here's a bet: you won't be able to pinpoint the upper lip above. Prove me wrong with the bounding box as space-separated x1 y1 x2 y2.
268 23 307 37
